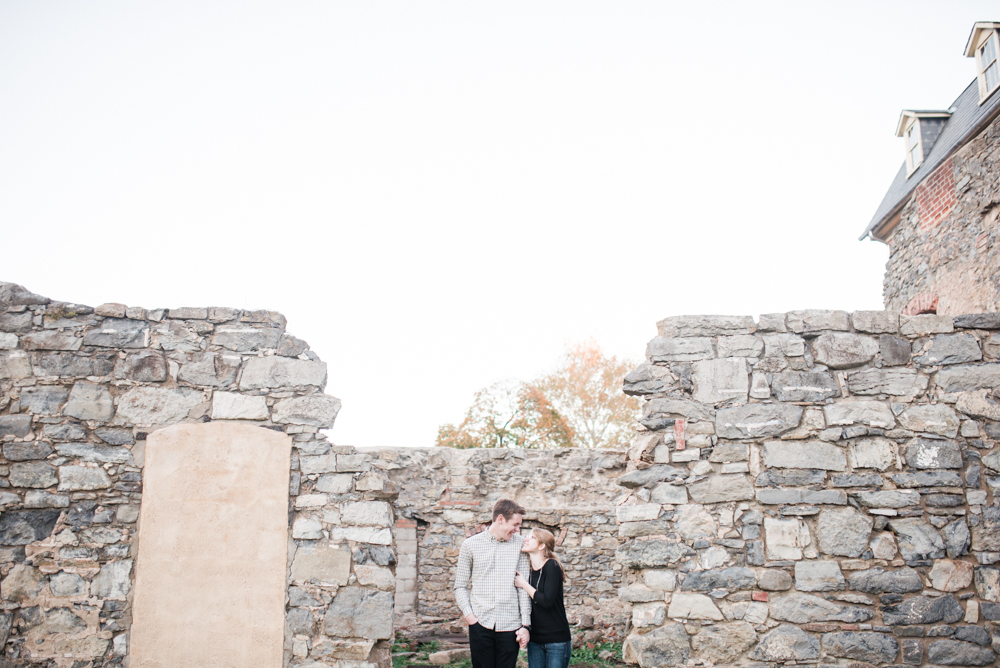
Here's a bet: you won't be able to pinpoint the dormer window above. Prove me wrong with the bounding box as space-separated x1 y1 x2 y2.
896 111 951 177
964 22 1000 103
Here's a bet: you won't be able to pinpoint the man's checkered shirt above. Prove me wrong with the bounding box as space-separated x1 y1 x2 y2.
453 529 532 632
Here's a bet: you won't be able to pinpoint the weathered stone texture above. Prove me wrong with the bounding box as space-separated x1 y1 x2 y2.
0 283 356 666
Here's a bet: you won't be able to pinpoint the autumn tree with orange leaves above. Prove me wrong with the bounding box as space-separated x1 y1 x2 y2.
436 341 640 450
435 380 574 449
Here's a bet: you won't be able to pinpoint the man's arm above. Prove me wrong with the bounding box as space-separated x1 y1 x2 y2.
516 550 532 628
453 540 475 621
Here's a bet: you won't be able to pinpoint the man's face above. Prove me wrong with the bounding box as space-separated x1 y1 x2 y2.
494 513 523 541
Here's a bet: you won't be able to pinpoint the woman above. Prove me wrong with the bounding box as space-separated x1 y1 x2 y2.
513 528 572 668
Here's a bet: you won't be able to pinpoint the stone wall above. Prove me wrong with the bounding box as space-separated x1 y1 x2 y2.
617 310 1000 668
0 281 397 668
374 446 630 638
881 112 1000 316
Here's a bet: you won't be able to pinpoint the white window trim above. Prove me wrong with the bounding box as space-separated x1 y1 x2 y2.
975 29 1000 104
903 117 924 176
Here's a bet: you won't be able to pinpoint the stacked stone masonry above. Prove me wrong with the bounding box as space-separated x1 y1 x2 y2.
883 112 1000 316
372 446 629 633
617 310 1000 668
0 282 398 668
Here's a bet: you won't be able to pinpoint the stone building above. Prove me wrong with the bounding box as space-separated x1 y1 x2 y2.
862 21 1000 316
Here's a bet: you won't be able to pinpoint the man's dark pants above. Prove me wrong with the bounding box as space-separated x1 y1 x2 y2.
468 622 519 668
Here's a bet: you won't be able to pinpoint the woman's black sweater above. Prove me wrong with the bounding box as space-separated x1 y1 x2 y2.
528 559 571 644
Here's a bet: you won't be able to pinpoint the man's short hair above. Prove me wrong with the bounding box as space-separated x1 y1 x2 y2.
492 498 526 521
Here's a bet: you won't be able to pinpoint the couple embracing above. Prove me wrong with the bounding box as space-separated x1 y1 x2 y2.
453 499 571 668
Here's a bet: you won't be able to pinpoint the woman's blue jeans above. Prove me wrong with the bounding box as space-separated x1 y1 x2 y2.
526 640 571 668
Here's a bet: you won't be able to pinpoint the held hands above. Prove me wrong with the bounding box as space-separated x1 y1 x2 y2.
513 571 529 589
515 627 530 649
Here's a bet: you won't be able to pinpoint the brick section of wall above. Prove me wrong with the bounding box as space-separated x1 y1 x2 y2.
882 116 1000 314
915 158 957 233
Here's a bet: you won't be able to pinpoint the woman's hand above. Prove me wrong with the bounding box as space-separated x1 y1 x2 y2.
513 571 528 589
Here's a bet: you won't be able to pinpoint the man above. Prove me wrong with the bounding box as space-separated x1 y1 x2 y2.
454 498 532 668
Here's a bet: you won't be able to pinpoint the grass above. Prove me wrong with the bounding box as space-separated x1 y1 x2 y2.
392 639 444 668
392 638 623 668
570 641 623 666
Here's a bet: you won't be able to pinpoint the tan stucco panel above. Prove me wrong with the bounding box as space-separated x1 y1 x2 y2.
130 422 291 668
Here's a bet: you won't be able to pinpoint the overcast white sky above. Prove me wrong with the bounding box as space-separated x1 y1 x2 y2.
1 2 995 447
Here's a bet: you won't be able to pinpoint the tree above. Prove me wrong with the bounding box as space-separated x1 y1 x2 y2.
436 341 640 450
537 340 641 450
436 380 574 450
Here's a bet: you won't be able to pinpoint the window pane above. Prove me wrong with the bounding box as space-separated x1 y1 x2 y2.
907 125 919 149
987 62 1000 92
982 35 997 69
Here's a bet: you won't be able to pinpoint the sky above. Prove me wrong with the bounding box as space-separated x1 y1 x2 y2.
1 2 995 447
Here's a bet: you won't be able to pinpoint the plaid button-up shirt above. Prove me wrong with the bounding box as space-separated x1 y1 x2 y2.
454 529 532 631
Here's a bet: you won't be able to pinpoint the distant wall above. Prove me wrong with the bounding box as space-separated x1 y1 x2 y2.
882 113 1000 315
616 310 1000 668
374 446 630 636
0 282 396 668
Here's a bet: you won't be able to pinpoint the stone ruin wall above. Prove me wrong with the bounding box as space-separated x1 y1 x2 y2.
373 446 630 640
882 110 1000 316
5 276 1000 668
0 281 398 668
616 310 1000 668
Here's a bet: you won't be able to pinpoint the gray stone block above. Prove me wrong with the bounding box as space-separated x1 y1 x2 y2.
847 567 923 594
954 313 1000 329
914 333 983 366
927 639 996 665
646 336 714 362
0 509 61 545
770 371 839 402
322 587 393 640
616 540 694 568
880 334 912 365
822 631 899 664
812 332 879 369
903 438 962 469
794 560 845 591
817 507 872 557
749 624 820 661
715 403 802 439
83 318 149 348
0 415 31 438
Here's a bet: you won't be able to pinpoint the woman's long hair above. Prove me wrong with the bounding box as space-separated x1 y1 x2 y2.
532 528 566 582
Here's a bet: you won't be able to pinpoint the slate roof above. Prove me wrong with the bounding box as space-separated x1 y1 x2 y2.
861 80 1000 240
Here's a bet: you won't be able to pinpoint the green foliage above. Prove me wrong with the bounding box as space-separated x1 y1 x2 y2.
391 638 444 667
418 639 441 654
570 641 623 666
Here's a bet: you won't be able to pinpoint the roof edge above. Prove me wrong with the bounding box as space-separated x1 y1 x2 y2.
895 110 952 137
964 22 1000 57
